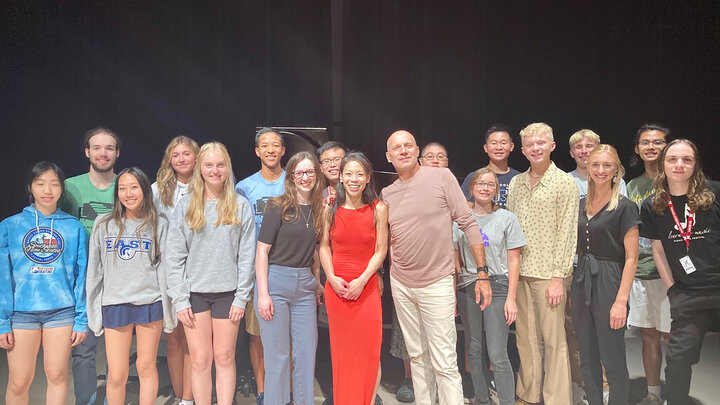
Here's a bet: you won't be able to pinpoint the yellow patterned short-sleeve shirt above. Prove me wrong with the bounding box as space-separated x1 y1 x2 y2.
507 162 579 279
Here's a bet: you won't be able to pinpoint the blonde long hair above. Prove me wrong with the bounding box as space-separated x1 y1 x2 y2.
585 144 624 214
652 139 715 215
185 142 241 230
270 151 325 236
156 136 199 207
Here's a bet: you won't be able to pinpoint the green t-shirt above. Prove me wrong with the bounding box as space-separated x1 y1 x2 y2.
61 173 116 239
626 174 658 280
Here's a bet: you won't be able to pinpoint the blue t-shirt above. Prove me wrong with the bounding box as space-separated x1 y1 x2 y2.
460 168 521 208
235 171 286 239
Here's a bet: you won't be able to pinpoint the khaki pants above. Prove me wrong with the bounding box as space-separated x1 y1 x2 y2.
515 276 572 404
391 274 463 405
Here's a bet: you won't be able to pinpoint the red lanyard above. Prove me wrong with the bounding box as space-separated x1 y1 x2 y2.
667 197 694 252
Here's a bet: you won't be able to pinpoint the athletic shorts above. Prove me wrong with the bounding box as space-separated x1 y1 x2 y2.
628 278 671 333
190 290 235 319
11 306 75 330
102 301 163 329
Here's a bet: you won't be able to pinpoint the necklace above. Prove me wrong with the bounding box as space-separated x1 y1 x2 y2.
299 205 313 228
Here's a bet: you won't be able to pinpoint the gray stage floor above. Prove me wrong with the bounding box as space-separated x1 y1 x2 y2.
1 327 717 404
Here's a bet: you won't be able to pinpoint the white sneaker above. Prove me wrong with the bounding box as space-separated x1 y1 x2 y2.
637 393 663 405
602 390 609 405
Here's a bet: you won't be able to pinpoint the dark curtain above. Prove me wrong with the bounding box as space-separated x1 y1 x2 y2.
341 1 720 178
1 1 719 218
0 1 331 217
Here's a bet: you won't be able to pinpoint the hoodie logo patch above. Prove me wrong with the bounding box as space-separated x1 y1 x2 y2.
23 228 64 264
30 266 55 274
105 237 152 260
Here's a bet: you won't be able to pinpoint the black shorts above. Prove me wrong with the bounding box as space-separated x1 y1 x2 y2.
190 290 235 319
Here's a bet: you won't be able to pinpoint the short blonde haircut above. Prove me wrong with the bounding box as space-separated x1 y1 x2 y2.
519 122 553 142
568 129 600 149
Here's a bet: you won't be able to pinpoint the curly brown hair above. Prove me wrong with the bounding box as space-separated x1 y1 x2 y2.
651 139 715 215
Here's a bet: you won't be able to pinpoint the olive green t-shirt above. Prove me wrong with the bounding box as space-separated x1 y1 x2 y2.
626 174 658 280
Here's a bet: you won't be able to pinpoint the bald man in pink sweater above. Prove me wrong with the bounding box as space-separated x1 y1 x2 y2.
381 130 490 405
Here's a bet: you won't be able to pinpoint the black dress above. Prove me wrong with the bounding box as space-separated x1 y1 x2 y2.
571 196 640 405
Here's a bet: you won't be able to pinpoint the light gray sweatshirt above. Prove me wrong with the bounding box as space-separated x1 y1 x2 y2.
165 194 256 313
86 214 176 336
151 181 189 221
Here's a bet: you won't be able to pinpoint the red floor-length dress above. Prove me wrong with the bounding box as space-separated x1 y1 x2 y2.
326 203 382 404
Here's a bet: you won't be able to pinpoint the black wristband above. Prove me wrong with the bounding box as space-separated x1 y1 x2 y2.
476 265 489 275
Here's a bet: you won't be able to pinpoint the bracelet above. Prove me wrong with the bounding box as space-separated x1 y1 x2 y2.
476 278 490 281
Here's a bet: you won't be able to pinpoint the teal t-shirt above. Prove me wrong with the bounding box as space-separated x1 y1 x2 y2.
61 173 116 239
627 174 658 280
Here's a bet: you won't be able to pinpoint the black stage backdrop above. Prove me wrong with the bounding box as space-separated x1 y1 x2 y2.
1 1 718 218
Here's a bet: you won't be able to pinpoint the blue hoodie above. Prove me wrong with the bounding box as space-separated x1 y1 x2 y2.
0 205 88 334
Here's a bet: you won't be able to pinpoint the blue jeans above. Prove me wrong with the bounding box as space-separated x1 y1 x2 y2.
72 332 98 405
256 264 318 405
456 275 515 405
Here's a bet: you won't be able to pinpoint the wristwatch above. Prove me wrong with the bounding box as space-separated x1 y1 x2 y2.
476 265 489 276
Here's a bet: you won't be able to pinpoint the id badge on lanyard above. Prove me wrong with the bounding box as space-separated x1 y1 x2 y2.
668 197 696 274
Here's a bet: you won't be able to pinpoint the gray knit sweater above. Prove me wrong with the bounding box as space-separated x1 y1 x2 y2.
86 214 175 335
165 195 256 313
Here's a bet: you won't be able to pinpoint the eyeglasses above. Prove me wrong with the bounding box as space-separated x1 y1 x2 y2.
421 154 448 162
638 140 666 147
292 169 317 180
473 181 497 190
320 157 343 166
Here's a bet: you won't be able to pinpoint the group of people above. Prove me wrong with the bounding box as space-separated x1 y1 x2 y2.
0 122 718 405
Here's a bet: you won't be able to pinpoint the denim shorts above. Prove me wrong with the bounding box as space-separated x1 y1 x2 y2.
11 306 76 330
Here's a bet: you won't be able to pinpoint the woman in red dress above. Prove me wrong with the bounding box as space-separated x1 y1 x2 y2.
319 151 388 405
